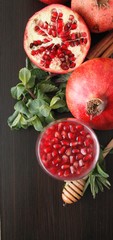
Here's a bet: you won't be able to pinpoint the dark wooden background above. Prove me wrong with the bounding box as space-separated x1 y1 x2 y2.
1 0 113 239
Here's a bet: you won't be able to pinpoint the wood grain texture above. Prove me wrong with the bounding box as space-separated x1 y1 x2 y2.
1 1 113 240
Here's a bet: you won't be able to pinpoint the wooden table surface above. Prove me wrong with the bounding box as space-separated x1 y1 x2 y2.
1 0 113 239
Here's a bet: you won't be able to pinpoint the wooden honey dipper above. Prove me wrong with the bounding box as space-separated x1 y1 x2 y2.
62 139 113 204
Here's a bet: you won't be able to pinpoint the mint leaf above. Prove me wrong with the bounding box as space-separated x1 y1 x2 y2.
10 113 21 128
11 83 25 100
32 117 43 131
50 96 66 109
28 98 50 117
19 68 31 85
39 83 58 93
14 101 30 118
31 68 48 80
26 75 35 89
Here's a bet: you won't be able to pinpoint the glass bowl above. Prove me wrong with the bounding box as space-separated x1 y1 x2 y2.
36 118 100 181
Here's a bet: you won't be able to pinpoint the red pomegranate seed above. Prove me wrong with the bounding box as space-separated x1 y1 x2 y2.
76 153 83 160
70 166 75 174
58 122 63 131
43 22 48 29
76 124 84 131
63 170 70 177
52 150 58 157
69 15 74 21
61 140 70 146
84 138 93 147
80 130 87 136
58 12 63 18
52 158 61 165
64 22 71 31
61 164 70 170
73 161 78 169
62 155 69 163
83 154 93 162
50 167 57 174
44 147 51 153
54 131 62 140
61 130 67 139
57 170 64 176
51 9 58 18
72 148 80 154
71 22 77 30
81 32 87 37
59 146 66 155
47 153 52 161
69 62 76 68
81 148 87 155
79 159 84 167
70 142 78 147
83 38 87 44
52 138 59 143
53 144 61 149
65 148 72 156
68 132 75 140
70 155 75 164
87 147 93 153
60 63 69 70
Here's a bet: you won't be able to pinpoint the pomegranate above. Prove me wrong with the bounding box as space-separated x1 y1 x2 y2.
36 118 99 180
24 4 91 74
66 58 113 130
71 0 113 33
39 0 67 4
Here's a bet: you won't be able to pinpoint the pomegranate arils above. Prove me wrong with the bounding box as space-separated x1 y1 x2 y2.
38 119 96 180
26 6 90 72
62 155 68 163
61 164 70 170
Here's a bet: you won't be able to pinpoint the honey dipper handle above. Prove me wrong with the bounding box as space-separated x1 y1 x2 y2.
103 139 113 159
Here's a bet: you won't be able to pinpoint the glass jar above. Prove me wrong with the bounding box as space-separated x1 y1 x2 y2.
36 118 100 181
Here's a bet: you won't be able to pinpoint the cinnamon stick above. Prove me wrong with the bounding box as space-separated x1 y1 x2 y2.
87 31 113 59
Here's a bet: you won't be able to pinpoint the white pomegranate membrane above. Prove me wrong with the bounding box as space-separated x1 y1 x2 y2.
36 119 100 180
24 4 91 73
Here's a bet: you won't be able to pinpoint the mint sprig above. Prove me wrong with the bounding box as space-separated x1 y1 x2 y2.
8 58 69 131
83 148 111 198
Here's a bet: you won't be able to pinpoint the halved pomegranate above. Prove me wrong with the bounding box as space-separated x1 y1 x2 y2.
24 4 91 74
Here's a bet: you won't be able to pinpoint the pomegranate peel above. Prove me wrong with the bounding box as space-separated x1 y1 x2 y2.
66 58 113 130
24 4 91 74
71 0 113 33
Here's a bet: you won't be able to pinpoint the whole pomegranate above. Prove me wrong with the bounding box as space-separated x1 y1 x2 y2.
71 0 113 33
66 58 113 130
24 4 91 74
39 0 67 4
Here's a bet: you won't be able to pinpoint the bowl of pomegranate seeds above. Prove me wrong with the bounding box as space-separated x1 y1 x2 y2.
36 118 100 180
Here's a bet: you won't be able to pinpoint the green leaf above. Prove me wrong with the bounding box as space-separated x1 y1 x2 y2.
14 101 30 118
50 96 60 107
26 75 35 89
7 110 19 128
97 163 109 178
10 113 21 128
31 68 48 80
19 68 31 85
50 96 66 109
39 83 58 93
45 112 55 124
32 117 43 131
55 73 71 83
11 83 25 100
20 115 28 129
28 98 50 117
